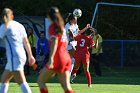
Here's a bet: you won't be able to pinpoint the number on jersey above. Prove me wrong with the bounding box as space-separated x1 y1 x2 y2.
80 39 85 47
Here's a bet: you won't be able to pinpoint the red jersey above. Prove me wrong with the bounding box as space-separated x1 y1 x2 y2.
46 23 71 73
74 35 94 64
75 35 94 54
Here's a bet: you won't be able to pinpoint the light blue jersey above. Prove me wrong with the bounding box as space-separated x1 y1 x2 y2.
0 20 27 71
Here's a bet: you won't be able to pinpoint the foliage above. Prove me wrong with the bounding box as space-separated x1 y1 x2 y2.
1 0 140 39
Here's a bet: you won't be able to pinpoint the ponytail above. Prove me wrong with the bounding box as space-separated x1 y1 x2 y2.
48 7 64 35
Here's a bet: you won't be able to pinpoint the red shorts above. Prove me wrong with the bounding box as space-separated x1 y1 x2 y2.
74 52 90 65
45 51 71 73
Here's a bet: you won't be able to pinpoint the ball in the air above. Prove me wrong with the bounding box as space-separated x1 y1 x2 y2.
73 9 82 18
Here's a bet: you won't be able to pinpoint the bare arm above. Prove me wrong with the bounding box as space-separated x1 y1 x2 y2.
93 35 99 49
47 36 58 67
78 24 90 34
23 37 35 66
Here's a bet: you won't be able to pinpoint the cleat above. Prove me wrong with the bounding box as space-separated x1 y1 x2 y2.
88 85 92 88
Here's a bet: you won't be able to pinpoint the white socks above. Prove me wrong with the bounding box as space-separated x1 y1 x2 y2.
20 82 32 93
0 83 9 93
0 82 31 93
70 57 75 76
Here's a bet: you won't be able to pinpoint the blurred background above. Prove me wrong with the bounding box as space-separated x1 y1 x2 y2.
0 0 140 78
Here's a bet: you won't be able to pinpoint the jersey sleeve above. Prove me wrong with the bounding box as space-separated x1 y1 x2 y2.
65 23 70 33
20 24 27 38
74 35 79 41
48 25 57 39
88 38 95 47
0 24 6 39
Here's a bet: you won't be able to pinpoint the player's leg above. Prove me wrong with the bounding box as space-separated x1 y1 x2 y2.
37 67 55 93
68 49 75 76
71 59 80 83
83 62 92 87
57 71 73 93
0 70 13 93
12 70 32 93
70 57 75 76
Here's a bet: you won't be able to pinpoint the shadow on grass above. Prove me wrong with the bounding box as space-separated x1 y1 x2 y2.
0 67 140 85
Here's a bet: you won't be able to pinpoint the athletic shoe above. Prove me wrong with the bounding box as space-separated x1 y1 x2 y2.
88 84 92 88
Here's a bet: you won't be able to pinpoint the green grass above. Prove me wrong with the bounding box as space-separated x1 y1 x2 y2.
8 83 140 93
2 67 140 93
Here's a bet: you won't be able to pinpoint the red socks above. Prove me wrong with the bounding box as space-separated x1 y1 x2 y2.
65 90 73 93
86 71 92 86
40 87 48 93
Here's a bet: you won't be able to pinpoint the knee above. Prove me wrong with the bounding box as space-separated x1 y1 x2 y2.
84 68 89 73
37 77 45 86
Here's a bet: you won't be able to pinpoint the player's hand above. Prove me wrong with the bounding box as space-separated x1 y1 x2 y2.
29 56 36 66
47 58 54 69
86 24 91 29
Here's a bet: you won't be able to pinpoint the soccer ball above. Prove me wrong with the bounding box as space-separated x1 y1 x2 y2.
73 9 82 18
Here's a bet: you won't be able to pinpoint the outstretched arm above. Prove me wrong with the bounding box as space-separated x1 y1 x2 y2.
78 24 90 34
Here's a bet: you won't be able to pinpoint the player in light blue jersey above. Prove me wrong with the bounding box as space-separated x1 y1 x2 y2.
0 8 35 93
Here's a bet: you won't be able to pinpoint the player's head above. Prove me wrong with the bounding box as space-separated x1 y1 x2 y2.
47 7 64 35
68 14 77 24
27 27 33 35
2 8 14 23
40 31 45 39
85 27 96 36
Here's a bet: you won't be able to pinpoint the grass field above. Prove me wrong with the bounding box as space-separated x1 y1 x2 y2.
1 67 140 93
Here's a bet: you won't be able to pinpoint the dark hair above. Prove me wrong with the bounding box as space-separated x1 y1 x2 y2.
85 28 95 36
64 13 72 23
47 7 64 35
26 27 33 34
68 14 75 22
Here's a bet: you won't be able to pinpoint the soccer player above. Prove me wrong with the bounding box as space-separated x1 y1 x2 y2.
71 28 99 87
37 7 73 93
0 8 35 93
65 14 90 76
64 13 72 24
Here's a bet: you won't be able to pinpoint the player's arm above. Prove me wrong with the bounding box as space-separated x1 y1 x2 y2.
93 34 99 49
68 29 74 41
23 37 35 66
96 35 103 55
96 42 102 55
47 36 58 68
78 24 90 34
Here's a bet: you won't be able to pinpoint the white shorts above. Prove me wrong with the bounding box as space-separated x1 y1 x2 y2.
5 56 26 71
67 40 77 51
67 44 73 50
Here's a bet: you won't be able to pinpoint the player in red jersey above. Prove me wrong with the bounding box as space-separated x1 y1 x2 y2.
37 7 73 93
71 28 99 87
